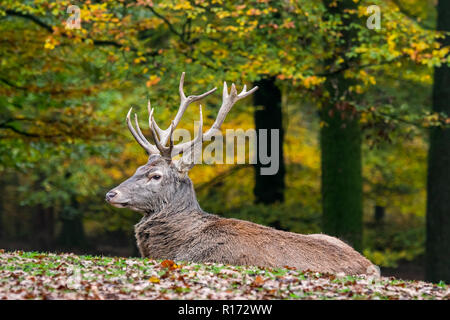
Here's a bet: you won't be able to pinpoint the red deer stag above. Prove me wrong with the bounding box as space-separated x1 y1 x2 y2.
106 73 379 276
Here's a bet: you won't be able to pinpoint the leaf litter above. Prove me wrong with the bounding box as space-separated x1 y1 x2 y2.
0 250 448 300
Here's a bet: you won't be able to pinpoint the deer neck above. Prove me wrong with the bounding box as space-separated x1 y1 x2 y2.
135 185 218 259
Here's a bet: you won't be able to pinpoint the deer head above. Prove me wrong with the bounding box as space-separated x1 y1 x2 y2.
105 73 258 214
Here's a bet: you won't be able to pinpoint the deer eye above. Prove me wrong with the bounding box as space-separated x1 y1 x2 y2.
148 173 162 181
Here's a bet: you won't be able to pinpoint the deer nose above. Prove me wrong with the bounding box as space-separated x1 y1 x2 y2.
105 190 118 202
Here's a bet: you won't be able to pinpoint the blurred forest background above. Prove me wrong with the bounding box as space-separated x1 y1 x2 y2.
0 0 449 283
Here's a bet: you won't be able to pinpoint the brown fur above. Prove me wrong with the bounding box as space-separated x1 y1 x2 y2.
134 206 379 276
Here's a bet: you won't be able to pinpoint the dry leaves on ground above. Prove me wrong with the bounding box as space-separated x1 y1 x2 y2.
0 250 448 300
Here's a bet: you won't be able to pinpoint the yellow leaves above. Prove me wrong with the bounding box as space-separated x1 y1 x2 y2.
358 70 376 86
224 25 239 32
328 1 338 8
44 41 55 50
353 85 364 94
148 276 160 283
173 1 193 10
133 56 146 64
302 76 324 89
51 8 60 16
44 37 59 50
146 75 161 87
354 47 368 54
212 48 228 60
216 11 231 19
387 33 398 54
412 41 429 52
359 111 370 125
432 46 449 60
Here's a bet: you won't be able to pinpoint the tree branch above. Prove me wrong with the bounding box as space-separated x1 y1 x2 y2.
4 9 155 53
5 9 53 32
0 123 59 138
146 6 185 42
0 77 27 90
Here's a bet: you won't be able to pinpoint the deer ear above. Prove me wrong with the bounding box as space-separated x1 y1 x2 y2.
173 141 202 173
174 162 191 175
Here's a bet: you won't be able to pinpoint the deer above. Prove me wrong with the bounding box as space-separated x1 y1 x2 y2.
105 72 379 277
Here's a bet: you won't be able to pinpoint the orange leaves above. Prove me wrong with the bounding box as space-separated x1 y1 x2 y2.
246 8 262 16
135 0 154 8
161 259 180 270
302 76 325 89
147 260 180 284
252 275 266 287
282 20 295 29
146 75 161 88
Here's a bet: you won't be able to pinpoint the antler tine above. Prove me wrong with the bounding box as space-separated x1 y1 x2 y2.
134 113 149 146
168 120 175 155
126 107 159 155
202 82 258 141
150 112 174 159
179 71 187 100
147 98 164 141
238 84 259 99
172 104 203 158
158 72 216 146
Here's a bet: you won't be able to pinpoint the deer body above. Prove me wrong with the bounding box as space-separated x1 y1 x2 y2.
106 73 379 276
134 199 375 275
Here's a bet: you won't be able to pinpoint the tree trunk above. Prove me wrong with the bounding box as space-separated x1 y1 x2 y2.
32 205 54 250
426 0 450 283
253 77 285 204
374 205 385 226
58 197 86 248
321 0 363 251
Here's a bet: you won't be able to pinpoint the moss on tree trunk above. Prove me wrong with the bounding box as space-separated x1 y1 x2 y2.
321 0 363 251
426 0 450 284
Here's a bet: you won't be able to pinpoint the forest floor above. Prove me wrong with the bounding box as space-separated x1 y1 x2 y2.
0 250 448 300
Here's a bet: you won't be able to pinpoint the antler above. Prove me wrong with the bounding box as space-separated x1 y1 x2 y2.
171 81 259 159
125 72 258 168
126 107 160 155
150 72 217 146
205 82 259 140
